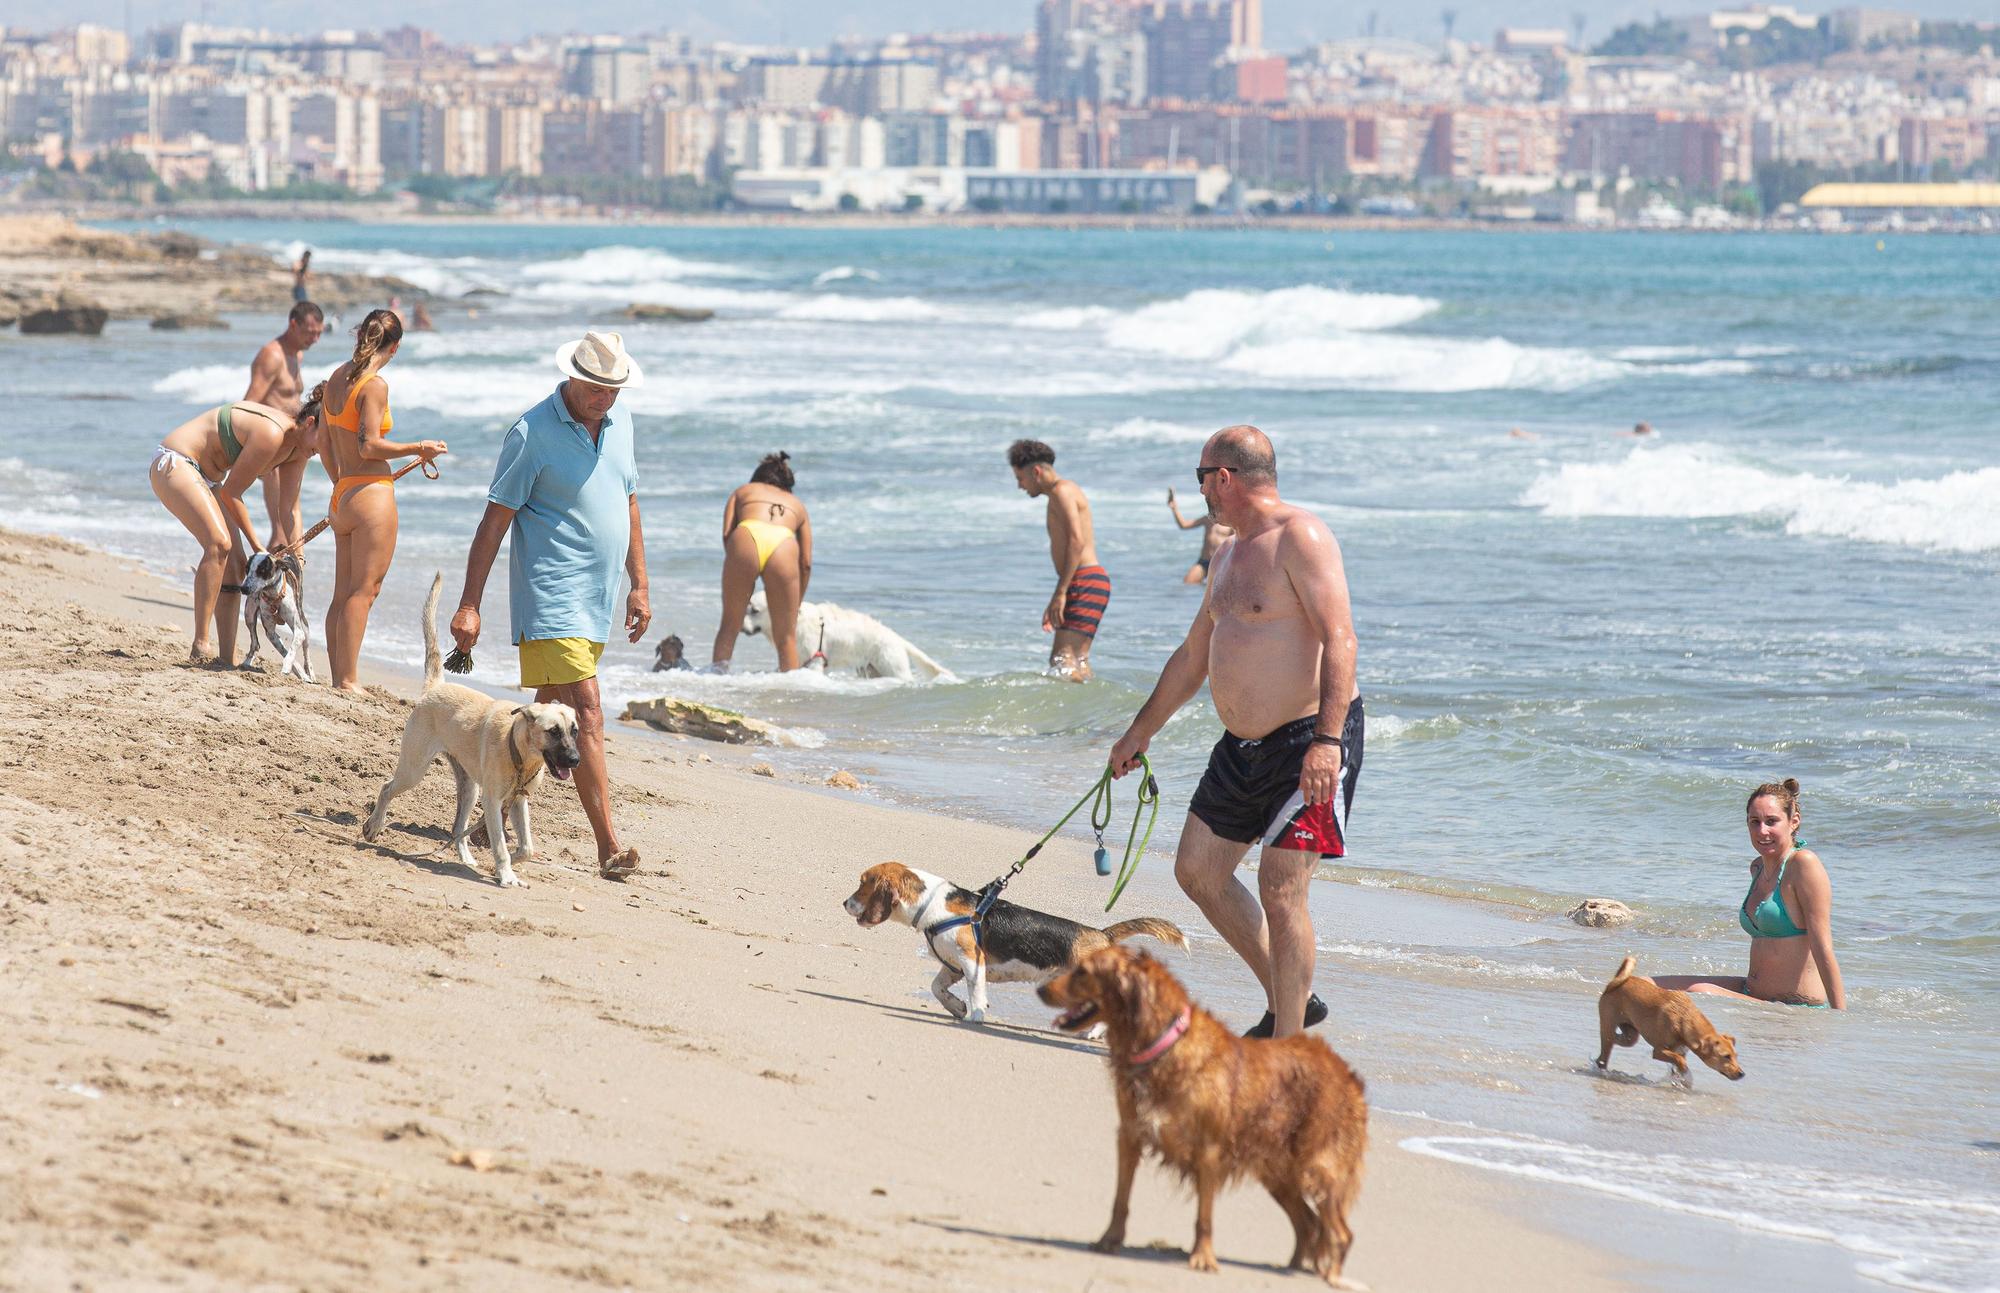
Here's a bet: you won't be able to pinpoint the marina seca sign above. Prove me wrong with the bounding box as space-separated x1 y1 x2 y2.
967 172 1198 212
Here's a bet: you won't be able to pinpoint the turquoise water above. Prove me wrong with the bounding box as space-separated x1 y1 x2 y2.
9 221 1999 1290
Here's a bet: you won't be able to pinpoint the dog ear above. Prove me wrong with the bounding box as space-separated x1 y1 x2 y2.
859 882 895 927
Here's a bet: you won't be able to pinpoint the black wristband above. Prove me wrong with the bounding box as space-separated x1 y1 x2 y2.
1311 733 1341 747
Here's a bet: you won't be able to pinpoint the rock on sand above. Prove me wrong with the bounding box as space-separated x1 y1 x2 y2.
1568 898 1634 928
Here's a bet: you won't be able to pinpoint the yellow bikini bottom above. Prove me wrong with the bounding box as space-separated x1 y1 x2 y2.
735 519 793 573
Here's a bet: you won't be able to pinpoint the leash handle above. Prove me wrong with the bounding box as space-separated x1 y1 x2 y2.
291 456 441 551
1104 754 1159 912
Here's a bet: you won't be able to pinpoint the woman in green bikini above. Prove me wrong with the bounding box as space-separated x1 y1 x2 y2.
149 395 321 665
1655 778 1847 1009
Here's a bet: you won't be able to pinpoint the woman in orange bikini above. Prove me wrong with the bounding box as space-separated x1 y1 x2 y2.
149 393 322 664
317 308 446 693
711 452 812 672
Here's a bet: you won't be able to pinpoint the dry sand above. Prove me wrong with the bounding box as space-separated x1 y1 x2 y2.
0 526 1625 1291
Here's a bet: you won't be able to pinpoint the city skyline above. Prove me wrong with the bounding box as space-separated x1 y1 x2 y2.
3 0 1992 49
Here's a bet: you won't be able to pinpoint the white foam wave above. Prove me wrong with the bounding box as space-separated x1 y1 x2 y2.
518 245 764 283
275 242 505 297
1089 418 1212 445
1402 1133 1999 1293
151 364 244 404
1220 333 1625 392
812 265 882 286
778 296 943 323
1522 444 2000 554
1103 285 1440 360
1017 304 1118 330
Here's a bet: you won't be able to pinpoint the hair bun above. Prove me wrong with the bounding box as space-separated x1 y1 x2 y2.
1783 778 1801 794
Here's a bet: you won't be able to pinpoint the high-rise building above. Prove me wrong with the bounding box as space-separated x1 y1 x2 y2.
1144 1 1243 104
1035 0 1149 105
564 45 649 106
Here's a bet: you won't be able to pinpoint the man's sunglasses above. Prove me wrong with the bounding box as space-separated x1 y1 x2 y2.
1194 465 1226 485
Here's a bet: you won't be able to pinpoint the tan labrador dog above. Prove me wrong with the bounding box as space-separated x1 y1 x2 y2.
362 576 582 887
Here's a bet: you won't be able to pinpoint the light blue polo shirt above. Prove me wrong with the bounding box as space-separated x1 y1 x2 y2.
488 385 638 645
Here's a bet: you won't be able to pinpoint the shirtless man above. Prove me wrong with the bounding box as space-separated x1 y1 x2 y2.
1109 425 1363 1038
1167 486 1233 584
1008 439 1109 681
243 301 325 550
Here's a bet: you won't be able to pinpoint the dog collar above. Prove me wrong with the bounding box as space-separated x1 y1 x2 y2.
1130 1007 1192 1066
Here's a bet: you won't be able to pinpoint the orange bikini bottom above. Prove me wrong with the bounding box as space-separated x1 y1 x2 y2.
329 474 393 518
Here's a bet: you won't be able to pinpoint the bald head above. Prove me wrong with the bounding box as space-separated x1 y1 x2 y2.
1205 424 1276 484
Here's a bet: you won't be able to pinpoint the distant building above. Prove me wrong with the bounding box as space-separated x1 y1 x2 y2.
1674 5 1820 48
564 45 650 106
1565 110 1750 192
737 57 939 114
1144 1 1238 103
1898 117 1989 174
1494 28 1568 54
1827 7 1920 47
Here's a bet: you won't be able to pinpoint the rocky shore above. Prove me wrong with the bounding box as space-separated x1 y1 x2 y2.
0 215 424 332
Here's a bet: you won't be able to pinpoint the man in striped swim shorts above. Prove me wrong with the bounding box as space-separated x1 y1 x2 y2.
1009 438 1111 681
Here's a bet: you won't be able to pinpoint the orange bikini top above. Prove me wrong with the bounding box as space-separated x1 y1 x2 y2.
325 370 392 436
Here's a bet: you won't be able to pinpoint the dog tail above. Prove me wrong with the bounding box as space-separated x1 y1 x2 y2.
422 572 443 689
1606 954 1637 992
1102 917 1188 950
904 642 954 680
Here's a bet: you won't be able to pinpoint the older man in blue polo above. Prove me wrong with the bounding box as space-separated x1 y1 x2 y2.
451 330 651 879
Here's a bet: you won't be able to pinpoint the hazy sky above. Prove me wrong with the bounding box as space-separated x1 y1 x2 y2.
7 1 1992 50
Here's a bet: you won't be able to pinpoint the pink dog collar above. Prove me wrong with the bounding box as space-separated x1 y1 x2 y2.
1130 1007 1192 1066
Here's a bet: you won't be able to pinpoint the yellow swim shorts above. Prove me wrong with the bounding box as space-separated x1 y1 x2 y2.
518 636 604 688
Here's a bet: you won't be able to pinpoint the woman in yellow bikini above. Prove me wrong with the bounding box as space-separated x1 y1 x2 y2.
711 452 812 672
149 394 322 664
317 308 447 693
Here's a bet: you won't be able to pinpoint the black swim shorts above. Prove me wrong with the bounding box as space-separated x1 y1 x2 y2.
1188 698 1363 858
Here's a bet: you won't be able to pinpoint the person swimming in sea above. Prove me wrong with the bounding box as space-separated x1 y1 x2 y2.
1167 486 1232 584
711 452 812 672
1653 778 1847 1009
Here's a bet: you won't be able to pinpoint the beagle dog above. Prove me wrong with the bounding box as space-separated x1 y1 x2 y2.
843 861 1186 1025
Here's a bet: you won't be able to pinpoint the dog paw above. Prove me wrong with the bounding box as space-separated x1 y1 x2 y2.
1090 1232 1124 1255
1188 1246 1219 1273
496 871 523 888
360 818 382 842
966 1007 988 1024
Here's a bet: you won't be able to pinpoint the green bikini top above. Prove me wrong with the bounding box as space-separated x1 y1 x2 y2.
1739 843 1808 939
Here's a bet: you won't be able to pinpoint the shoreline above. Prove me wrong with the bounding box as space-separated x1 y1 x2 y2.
39 200 1998 236
0 521 1651 1290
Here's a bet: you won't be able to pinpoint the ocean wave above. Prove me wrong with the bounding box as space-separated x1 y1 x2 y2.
1219 333 1626 392
274 242 506 298
1017 304 1119 330
1402 1132 2000 1293
1103 285 1440 361
1367 713 1464 743
1089 417 1212 444
518 245 766 283
1522 444 2000 554
777 296 943 323
151 364 244 404
812 265 882 286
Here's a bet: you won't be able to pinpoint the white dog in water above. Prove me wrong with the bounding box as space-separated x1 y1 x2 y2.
743 591 952 681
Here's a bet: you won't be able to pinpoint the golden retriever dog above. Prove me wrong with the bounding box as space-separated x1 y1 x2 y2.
1039 946 1367 1284
1596 955 1746 1085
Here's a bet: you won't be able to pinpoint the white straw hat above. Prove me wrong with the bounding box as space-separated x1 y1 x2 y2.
555 330 644 388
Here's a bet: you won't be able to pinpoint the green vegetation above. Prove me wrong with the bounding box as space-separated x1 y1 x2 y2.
1911 21 1997 54
1594 20 1688 57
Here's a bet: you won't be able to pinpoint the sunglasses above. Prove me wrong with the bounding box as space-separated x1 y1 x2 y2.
1194 465 1226 485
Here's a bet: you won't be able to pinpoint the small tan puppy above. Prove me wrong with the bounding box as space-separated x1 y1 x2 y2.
1596 955 1745 1085
362 576 582 887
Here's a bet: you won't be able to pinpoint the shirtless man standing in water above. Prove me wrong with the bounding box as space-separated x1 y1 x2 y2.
243 301 325 550
1110 425 1364 1038
1009 439 1110 681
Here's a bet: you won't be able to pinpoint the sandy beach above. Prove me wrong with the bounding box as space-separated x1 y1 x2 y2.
0 524 1639 1290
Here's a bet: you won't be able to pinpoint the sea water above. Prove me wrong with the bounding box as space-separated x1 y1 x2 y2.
6 221 1996 1290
